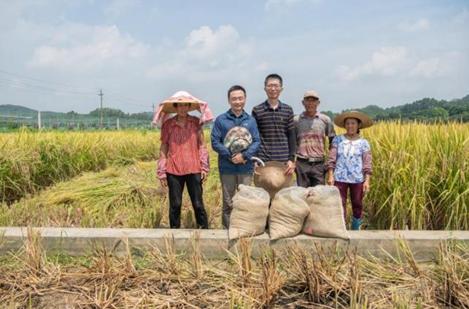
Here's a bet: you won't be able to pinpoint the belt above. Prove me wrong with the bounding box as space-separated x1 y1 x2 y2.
297 157 324 163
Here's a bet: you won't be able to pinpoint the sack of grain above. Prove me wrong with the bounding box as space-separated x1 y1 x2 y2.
269 186 310 240
302 185 349 239
229 184 270 240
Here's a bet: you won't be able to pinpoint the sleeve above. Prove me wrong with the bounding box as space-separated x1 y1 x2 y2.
251 107 258 121
327 136 339 170
157 157 167 179
362 140 372 175
199 127 210 174
287 110 297 161
210 118 231 158
157 123 169 179
326 117 336 146
161 121 169 144
242 118 261 161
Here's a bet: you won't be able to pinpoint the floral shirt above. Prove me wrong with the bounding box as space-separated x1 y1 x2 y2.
327 135 372 183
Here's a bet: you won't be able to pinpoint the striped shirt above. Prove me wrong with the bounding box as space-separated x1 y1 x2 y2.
157 115 209 179
252 100 296 163
295 112 336 160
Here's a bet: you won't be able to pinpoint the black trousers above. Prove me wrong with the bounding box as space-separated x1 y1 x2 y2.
166 173 208 229
295 159 326 188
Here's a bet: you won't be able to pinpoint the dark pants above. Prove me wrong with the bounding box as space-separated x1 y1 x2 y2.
295 159 325 187
166 173 208 229
334 181 364 219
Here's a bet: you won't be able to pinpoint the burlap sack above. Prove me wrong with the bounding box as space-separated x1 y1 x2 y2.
229 185 270 240
269 187 310 240
302 185 349 239
253 161 294 199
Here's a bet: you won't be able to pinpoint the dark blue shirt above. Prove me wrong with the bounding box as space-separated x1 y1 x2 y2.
211 109 260 175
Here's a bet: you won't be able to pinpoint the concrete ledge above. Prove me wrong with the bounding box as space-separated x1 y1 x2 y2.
1 227 468 261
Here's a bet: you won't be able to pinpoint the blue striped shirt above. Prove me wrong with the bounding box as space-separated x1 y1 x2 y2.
252 100 296 163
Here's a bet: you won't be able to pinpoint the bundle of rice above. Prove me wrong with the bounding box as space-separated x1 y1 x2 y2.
303 185 349 239
269 187 310 240
229 185 270 240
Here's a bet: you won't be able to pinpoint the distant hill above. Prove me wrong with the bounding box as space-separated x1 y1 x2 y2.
0 105 153 121
2 94 469 125
0 104 37 117
324 94 469 122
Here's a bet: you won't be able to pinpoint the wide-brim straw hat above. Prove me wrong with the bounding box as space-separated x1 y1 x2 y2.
253 160 294 198
223 126 253 154
160 90 205 114
334 110 373 129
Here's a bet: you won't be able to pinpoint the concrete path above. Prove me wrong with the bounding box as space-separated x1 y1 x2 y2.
1 227 468 261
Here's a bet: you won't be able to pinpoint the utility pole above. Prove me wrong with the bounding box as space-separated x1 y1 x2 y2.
37 111 42 130
98 89 104 129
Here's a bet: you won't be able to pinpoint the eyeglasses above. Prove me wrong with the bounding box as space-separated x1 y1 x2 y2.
265 85 282 89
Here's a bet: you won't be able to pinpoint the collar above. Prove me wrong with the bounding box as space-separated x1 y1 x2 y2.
263 100 283 111
227 109 246 118
300 111 320 119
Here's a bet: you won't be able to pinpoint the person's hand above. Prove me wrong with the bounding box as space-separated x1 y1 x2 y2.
160 178 168 189
231 153 246 165
327 173 334 186
363 179 370 193
201 171 208 184
285 160 296 175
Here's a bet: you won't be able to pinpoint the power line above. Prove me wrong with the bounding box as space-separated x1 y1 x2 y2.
0 68 153 112
0 69 96 94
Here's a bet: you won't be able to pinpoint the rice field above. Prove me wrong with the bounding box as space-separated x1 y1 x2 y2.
0 121 468 230
0 129 160 204
0 231 467 308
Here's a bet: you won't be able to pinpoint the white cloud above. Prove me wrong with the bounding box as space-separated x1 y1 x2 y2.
398 18 430 32
265 0 321 11
185 25 241 60
146 25 256 81
337 47 408 81
29 24 148 71
410 58 440 78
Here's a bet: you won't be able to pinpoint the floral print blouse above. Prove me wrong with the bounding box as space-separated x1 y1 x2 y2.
327 135 372 184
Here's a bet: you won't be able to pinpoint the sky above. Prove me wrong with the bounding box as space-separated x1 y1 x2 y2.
0 0 468 116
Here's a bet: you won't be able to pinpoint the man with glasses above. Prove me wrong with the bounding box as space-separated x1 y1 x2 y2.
295 90 335 187
252 74 296 175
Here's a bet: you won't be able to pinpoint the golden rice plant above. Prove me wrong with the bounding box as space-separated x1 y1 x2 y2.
0 129 160 203
0 160 223 229
1 122 467 230
362 121 468 230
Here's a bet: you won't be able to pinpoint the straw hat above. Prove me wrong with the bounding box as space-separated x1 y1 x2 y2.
334 110 373 129
253 159 294 198
160 90 205 114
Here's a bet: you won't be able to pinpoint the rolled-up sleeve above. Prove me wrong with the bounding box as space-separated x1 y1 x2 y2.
362 139 372 175
327 145 338 170
362 151 372 175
